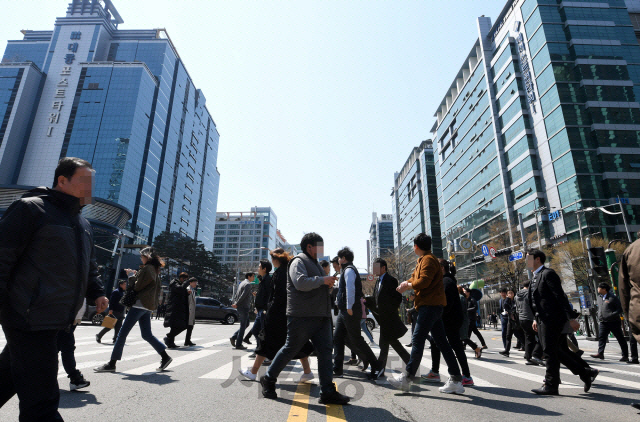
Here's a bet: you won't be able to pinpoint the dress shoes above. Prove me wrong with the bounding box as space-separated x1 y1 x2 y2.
531 383 559 395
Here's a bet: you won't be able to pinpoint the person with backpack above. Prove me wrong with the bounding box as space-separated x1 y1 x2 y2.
516 280 543 365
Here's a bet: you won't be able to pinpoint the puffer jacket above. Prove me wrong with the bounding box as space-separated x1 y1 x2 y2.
0 187 104 331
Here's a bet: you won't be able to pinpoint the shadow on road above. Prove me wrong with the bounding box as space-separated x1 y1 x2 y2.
59 391 102 408
120 372 177 385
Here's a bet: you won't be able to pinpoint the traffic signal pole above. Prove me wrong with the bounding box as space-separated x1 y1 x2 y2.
585 237 600 339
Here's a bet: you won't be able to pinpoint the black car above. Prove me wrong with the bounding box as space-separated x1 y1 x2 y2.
195 297 238 324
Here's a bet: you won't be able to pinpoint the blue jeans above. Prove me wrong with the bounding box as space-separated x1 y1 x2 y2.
500 315 509 349
111 308 166 361
267 316 335 394
406 305 461 380
232 308 250 348
360 319 374 343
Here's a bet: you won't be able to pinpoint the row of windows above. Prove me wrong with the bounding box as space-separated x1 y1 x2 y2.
508 156 537 184
505 135 535 166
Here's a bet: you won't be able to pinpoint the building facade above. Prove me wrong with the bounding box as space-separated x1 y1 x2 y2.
391 140 442 261
431 0 640 283
368 212 394 270
0 0 220 249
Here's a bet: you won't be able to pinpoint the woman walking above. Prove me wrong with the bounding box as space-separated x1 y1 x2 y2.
239 248 314 382
94 247 172 373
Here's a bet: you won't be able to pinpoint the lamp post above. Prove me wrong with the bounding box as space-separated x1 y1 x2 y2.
233 247 268 299
617 192 633 243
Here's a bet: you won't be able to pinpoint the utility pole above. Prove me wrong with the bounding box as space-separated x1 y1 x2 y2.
617 194 633 242
519 213 532 281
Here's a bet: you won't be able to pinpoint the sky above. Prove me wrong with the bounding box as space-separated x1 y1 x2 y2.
0 0 506 270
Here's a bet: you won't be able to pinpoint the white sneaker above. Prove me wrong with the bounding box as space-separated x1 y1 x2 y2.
238 367 257 381
439 378 465 394
300 372 315 383
388 372 412 392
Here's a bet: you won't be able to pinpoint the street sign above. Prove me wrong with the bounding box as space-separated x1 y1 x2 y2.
508 251 524 262
580 295 592 309
489 247 496 258
482 245 489 256
367 274 374 282
484 256 492 262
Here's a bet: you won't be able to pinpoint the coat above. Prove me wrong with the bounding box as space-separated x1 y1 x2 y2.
407 252 446 309
187 287 196 326
459 294 470 340
528 267 572 327
441 274 463 332
164 278 189 329
368 273 407 342
286 253 332 318
620 239 640 342
131 264 162 311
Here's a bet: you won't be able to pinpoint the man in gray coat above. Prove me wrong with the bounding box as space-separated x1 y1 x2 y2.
260 233 350 405
516 280 543 366
230 273 255 350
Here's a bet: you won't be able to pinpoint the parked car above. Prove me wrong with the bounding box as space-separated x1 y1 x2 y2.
83 304 108 325
195 297 238 324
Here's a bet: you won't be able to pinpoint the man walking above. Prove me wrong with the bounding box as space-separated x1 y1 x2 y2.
620 236 640 415
96 279 127 344
516 281 543 365
184 278 198 347
260 233 349 404
498 288 510 351
390 233 464 394
164 272 190 348
231 273 256 350
591 282 629 362
463 288 487 349
247 260 272 356
0 157 108 421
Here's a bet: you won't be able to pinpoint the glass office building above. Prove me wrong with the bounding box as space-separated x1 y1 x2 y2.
431 0 640 281
368 212 395 270
0 0 220 249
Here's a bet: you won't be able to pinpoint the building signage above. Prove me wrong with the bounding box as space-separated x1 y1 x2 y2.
48 31 81 137
516 32 537 114
490 0 525 43
548 210 562 221
616 197 630 204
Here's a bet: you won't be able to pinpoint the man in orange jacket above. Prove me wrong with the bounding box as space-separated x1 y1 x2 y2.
388 233 464 394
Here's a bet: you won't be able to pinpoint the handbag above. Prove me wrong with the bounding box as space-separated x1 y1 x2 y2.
120 283 138 307
101 314 118 329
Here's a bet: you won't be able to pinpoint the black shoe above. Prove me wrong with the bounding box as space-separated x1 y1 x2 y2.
576 350 584 357
230 337 236 347
263 359 271 365
319 389 350 405
580 368 598 392
530 357 544 366
95 334 101 344
499 351 509 357
367 367 385 380
405 343 412 347
590 353 604 360
346 358 359 366
531 383 559 395
184 341 196 347
157 355 173 371
526 360 539 366
235 345 247 350
260 375 277 399
360 359 369 372
94 363 116 373
244 338 252 345
70 373 90 391
482 345 488 350
164 336 179 349
333 369 344 378
249 353 257 358
620 356 630 363
630 359 640 364
632 403 640 410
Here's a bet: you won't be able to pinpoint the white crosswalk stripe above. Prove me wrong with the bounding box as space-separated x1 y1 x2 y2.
123 349 222 375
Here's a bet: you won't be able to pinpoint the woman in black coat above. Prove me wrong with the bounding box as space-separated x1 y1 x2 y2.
163 273 190 348
238 249 314 382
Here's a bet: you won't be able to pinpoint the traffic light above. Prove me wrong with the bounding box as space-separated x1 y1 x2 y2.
588 246 610 283
449 254 456 267
472 255 485 263
494 247 512 257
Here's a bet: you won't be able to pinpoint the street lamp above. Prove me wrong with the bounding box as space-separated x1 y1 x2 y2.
233 246 268 299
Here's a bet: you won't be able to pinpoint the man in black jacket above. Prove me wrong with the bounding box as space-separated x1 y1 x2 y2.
246 260 272 355
527 249 598 395
464 288 487 349
0 158 108 421
96 279 127 344
591 282 629 361
164 272 190 348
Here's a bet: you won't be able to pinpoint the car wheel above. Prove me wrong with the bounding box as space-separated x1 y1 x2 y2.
92 313 104 325
225 314 237 325
366 318 375 332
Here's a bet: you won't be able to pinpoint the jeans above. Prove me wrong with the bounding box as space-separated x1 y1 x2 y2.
232 308 250 348
333 310 379 372
111 307 166 361
0 326 63 421
432 324 471 378
500 315 509 349
521 319 542 360
57 324 80 379
406 305 461 380
97 311 125 342
360 319 374 343
598 320 629 357
267 316 335 394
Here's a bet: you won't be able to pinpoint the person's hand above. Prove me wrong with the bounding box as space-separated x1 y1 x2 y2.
108 310 113 315
323 276 337 287
397 281 410 294
252 291 257 296
95 296 109 314
125 268 136 277
231 304 237 309
570 319 580 332
532 320 538 332
347 309 353 316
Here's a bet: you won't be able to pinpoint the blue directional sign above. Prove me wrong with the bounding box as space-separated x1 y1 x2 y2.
482 245 489 256
508 251 524 262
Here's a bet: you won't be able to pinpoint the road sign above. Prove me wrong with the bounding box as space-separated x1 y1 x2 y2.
484 256 492 262
482 245 489 256
508 251 524 262
367 274 374 282
489 247 496 258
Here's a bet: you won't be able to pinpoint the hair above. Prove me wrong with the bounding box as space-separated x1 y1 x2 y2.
245 272 255 279
507 288 515 294
320 260 330 268
522 280 530 288
527 249 546 264
438 258 451 275
259 259 273 273
598 282 611 292
188 277 198 284
270 248 292 267
53 157 93 188
337 247 354 262
373 257 387 271
331 256 339 264
179 272 189 279
300 232 323 252
457 285 465 294
140 247 164 273
500 288 508 294
118 279 127 284
413 233 432 252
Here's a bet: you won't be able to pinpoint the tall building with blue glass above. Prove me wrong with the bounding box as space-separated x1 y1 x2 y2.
431 0 640 283
0 0 221 250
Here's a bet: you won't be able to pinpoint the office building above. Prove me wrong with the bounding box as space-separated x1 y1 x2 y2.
368 212 394 270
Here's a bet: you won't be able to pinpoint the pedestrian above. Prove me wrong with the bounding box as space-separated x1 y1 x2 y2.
459 286 483 360
156 300 165 320
321 260 331 275
368 258 410 376
184 277 198 347
360 297 375 345
96 279 127 344
230 272 255 350
247 260 273 357
0 157 108 421
390 233 465 394
619 236 640 365
260 233 349 404
516 280 544 366
163 272 190 348
498 288 509 350
463 287 487 349
500 288 525 357
590 282 630 362
490 312 498 329
423 259 477 387
405 293 417 347
239 248 314 382
94 247 173 373
330 256 360 366
58 300 91 391
527 249 599 395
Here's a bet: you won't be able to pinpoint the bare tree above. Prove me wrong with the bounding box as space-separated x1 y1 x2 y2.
380 248 416 283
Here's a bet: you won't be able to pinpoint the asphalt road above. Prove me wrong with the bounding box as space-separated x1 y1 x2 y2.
0 319 638 421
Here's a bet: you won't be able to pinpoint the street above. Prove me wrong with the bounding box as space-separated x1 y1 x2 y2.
1 320 638 421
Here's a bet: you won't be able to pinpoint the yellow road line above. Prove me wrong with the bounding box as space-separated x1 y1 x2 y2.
287 382 311 422
326 382 346 422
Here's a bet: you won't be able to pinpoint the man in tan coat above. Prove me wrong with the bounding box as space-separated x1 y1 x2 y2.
619 235 640 410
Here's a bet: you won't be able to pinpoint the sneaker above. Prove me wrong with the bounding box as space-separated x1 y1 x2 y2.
95 334 101 344
70 373 90 391
260 375 278 399
421 370 441 383
94 363 116 373
462 376 474 387
388 372 412 392
239 367 257 381
157 356 173 372
439 378 465 394
300 372 315 383
319 389 350 405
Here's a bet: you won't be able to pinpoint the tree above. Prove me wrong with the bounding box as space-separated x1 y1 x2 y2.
380 247 416 284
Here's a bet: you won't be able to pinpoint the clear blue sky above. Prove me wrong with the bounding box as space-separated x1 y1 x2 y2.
1 0 505 270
